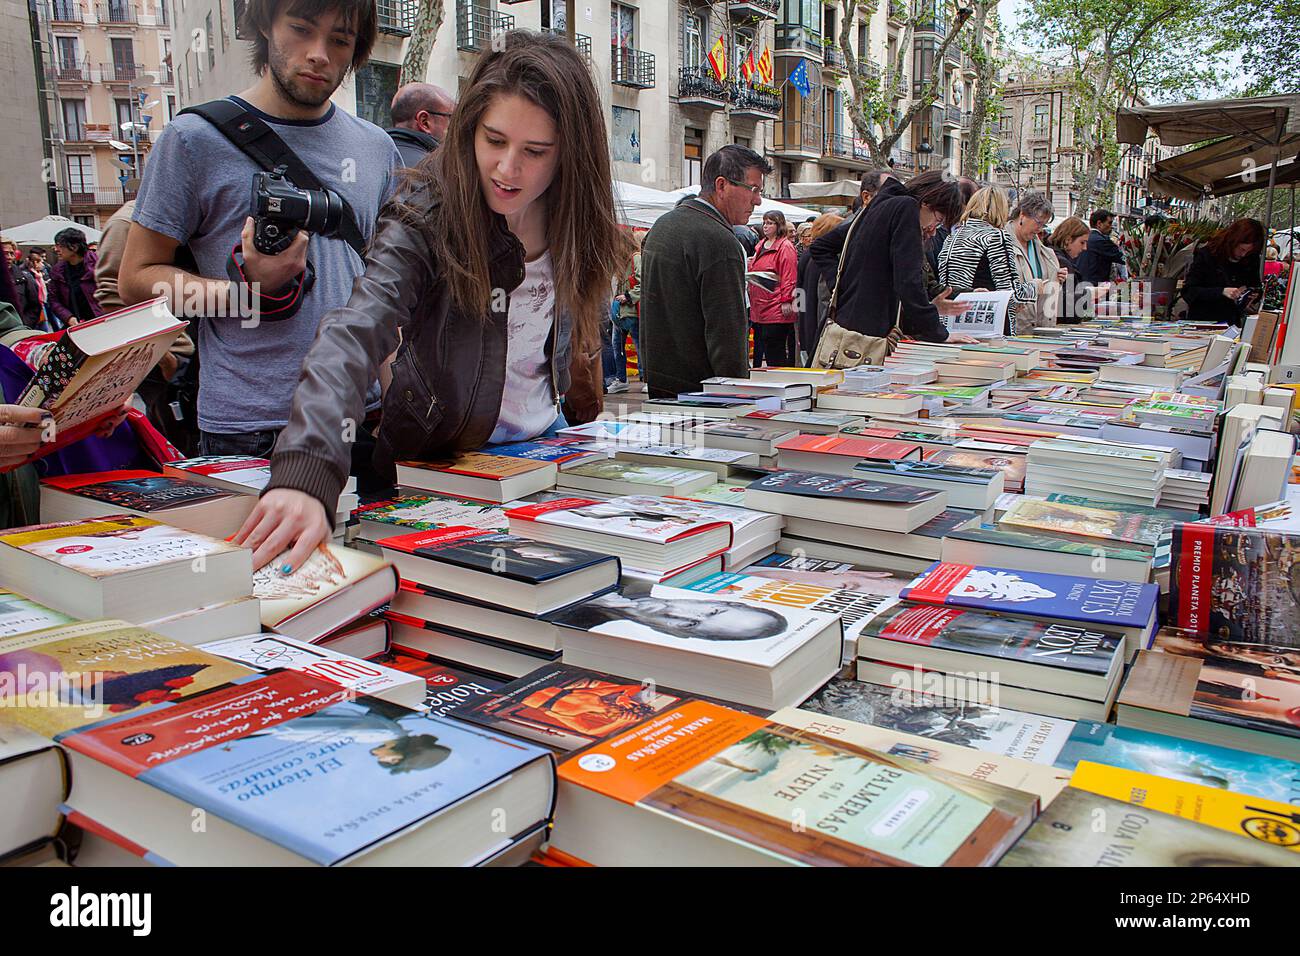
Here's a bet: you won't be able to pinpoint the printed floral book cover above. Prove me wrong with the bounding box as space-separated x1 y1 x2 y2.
901 562 1158 631
42 471 237 512
548 576 834 668
1001 499 1168 547
802 677 1072 764
558 701 1014 866
0 588 73 638
255 543 396 627
0 515 242 580
58 671 555 866
0 619 251 738
356 495 514 534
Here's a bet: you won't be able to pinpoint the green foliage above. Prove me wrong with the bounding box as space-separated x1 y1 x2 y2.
1211 0 1300 95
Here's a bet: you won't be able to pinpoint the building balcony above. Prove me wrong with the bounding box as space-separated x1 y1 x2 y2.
773 117 823 159
99 61 148 84
158 63 173 84
731 83 781 119
943 105 961 128
612 45 655 89
678 67 730 109
856 59 882 82
775 24 823 60
887 0 907 26
60 186 136 209
962 52 976 76
823 132 872 168
541 28 592 62
821 44 846 73
889 146 915 171
155 0 166 24
456 3 514 53
960 110 972 130
96 1 138 24
914 17 944 34
47 0 87 23
376 0 415 35
50 59 93 84
729 0 779 20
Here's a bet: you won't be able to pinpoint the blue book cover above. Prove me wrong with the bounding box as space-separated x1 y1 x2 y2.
61 671 554 866
486 441 593 464
1055 722 1300 805
901 561 1158 631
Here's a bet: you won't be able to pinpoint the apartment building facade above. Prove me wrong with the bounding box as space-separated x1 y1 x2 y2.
170 0 996 199
33 0 177 229
2 0 56 227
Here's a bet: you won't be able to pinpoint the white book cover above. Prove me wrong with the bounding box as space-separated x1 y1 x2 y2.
610 494 781 537
616 444 756 465
166 456 272 492
199 633 422 707
552 577 837 668
0 589 74 639
0 515 240 578
506 496 731 544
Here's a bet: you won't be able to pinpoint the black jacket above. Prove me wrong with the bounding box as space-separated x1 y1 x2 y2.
267 183 574 520
1182 246 1261 326
1076 228 1125 284
808 178 949 342
1053 249 1089 323
385 127 439 168
795 248 827 349
9 262 43 328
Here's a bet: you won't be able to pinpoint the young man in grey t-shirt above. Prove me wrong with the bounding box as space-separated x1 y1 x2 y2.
121 0 400 457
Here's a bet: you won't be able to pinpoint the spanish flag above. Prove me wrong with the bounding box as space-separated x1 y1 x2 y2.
740 48 757 83
707 35 727 81
756 47 773 83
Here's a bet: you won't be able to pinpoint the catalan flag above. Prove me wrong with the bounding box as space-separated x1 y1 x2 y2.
740 48 757 83
707 35 727 81
756 46 773 83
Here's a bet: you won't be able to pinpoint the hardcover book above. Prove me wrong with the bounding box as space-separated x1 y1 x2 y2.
852 458 1001 486
0 619 251 737
1001 499 1172 547
0 588 74 638
380 647 508 717
506 496 732 545
41 470 240 513
801 677 1073 764
746 471 940 505
355 494 514 537
1055 721 1300 805
998 788 1300 867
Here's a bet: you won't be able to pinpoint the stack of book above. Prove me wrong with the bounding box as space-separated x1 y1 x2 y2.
39 470 257 540
1024 436 1173 506
254 542 398 645
1160 468 1211 511
396 452 560 502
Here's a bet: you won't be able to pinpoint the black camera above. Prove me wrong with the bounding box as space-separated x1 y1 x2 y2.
250 165 345 255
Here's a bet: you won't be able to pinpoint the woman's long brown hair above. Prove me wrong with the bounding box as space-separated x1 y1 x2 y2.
400 30 632 350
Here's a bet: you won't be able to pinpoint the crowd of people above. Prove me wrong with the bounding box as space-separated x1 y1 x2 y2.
0 0 1280 573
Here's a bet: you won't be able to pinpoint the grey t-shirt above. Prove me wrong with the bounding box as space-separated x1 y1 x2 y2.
132 96 401 433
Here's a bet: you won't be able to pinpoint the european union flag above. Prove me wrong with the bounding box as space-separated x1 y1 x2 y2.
790 58 812 98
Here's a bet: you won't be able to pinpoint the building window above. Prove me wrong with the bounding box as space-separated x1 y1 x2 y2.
115 98 134 134
56 36 79 70
734 135 751 149
111 37 134 74
782 0 818 31
206 12 216 69
167 94 176 120
354 61 400 128
62 99 87 141
912 36 937 93
541 0 566 31
611 2 635 48
732 28 753 78
682 10 704 70
684 127 703 187
612 106 641 164
73 215 97 228
1033 102 1049 134
66 154 94 194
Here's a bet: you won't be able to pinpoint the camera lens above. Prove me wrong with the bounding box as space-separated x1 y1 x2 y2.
303 188 345 237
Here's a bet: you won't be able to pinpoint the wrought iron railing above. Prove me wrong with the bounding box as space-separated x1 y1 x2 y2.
612 45 655 88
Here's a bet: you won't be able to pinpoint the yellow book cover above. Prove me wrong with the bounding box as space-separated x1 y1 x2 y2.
400 453 548 480
0 515 241 579
0 619 251 738
1070 760 1300 854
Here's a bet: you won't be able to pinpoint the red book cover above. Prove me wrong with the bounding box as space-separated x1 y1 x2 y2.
902 562 976 605
775 433 922 461
59 671 349 778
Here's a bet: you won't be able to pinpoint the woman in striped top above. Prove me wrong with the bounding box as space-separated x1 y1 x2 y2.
938 185 1036 332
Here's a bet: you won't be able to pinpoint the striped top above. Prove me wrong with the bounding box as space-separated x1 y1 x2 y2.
938 218 1037 327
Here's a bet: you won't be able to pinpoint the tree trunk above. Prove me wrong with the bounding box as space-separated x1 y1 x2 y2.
401 0 446 85
1072 59 1113 216
961 1 994 179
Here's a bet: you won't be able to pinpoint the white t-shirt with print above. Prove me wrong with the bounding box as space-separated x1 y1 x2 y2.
489 251 559 444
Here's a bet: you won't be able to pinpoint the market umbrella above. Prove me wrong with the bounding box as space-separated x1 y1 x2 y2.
612 180 679 229
1 215 104 247
1117 94 1300 231
786 180 862 205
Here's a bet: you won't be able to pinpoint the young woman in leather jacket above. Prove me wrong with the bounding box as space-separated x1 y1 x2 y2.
233 31 632 572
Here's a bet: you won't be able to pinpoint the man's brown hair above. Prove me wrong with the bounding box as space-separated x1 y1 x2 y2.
238 0 376 76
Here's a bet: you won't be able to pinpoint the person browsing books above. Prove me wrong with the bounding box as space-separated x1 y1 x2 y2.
747 210 799 368
233 32 632 573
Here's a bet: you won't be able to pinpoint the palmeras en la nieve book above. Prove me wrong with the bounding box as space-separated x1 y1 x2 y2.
900 562 1159 659
378 526 620 615
0 516 251 624
9 296 186 467
548 700 1033 867
35 670 556 866
743 471 947 534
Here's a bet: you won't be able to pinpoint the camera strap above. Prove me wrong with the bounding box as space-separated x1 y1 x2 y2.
179 99 369 260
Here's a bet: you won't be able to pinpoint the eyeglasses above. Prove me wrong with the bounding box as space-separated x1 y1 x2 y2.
725 178 763 198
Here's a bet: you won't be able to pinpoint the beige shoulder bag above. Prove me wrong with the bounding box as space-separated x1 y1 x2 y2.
811 210 902 369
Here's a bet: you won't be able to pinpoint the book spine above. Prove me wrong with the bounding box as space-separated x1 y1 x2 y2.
1172 523 1216 633
18 335 92 409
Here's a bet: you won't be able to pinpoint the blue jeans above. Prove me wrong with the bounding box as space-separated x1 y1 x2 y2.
538 412 569 438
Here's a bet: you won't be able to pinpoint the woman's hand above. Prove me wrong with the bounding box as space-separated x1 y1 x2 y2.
93 402 131 439
232 487 331 572
0 405 48 469
946 333 980 344
1056 267 1069 283
1224 286 1245 300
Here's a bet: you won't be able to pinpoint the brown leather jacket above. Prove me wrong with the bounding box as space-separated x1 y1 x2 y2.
267 184 577 519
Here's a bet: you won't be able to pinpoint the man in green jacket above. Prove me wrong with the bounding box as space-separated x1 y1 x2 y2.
639 145 770 399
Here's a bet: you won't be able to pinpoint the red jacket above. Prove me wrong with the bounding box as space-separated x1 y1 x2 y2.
747 237 798 325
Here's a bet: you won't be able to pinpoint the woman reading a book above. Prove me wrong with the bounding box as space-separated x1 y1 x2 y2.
233 32 633 572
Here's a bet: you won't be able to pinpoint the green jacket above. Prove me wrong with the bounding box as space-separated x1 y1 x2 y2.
0 302 40 529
